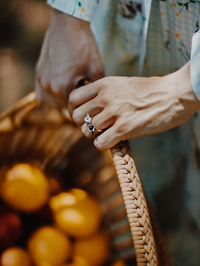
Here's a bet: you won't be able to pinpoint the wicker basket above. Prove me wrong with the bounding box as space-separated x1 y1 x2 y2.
0 92 170 266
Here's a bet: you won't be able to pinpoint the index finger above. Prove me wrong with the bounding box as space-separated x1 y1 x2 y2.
68 82 98 116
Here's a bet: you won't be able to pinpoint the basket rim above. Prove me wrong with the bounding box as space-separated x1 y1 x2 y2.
0 92 36 121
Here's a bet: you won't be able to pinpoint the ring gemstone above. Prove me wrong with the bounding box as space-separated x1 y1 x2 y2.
88 124 95 135
84 114 92 124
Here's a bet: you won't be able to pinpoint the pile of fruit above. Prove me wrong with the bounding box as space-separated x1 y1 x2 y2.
0 163 125 266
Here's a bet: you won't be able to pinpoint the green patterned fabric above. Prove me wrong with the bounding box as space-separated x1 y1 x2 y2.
47 1 200 265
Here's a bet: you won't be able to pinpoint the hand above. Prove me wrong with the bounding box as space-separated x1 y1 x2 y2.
69 62 200 151
35 9 104 108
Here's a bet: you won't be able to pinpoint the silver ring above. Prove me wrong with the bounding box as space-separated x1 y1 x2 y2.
84 113 102 136
84 113 95 135
84 113 92 124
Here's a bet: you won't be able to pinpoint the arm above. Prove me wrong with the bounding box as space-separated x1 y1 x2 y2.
190 29 200 101
68 61 200 151
35 1 104 108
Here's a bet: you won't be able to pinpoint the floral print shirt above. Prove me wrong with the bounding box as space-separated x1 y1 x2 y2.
47 0 200 100
47 1 200 265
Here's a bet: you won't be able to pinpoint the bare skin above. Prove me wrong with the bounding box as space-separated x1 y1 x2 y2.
35 9 104 107
69 62 200 151
35 10 200 151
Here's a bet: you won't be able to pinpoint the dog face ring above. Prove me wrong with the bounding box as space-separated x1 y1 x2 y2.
84 114 102 136
84 114 95 135
84 113 92 124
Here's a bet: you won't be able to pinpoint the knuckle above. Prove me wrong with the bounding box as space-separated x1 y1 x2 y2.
51 79 65 98
116 121 128 135
97 66 105 79
95 77 108 92
90 67 104 80
40 77 50 93
99 91 111 105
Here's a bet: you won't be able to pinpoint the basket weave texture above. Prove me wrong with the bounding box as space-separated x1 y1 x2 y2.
0 92 170 266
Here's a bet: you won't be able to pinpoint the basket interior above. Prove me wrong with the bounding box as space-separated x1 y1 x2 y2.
0 94 136 262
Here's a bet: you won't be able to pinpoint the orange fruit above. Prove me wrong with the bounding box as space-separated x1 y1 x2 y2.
73 230 111 266
49 189 102 238
0 163 49 212
0 247 32 266
28 226 71 266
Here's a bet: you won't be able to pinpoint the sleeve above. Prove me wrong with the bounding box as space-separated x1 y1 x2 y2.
47 0 99 22
190 29 200 101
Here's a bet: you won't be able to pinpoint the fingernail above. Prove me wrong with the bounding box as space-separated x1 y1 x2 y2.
94 138 99 147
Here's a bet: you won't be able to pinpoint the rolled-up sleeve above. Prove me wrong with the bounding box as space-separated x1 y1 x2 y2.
47 0 99 22
190 29 200 101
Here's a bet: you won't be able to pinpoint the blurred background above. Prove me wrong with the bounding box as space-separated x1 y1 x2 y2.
0 0 51 112
1 1 200 266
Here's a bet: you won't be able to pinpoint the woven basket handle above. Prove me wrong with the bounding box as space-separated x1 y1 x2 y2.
110 142 158 266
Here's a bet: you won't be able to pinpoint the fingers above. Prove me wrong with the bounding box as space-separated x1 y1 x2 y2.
34 7 106 111
92 110 115 131
93 125 122 151
68 83 98 115
36 41 74 108
35 20 105 110
81 111 115 136
71 99 102 127
35 30 62 108
71 99 115 129
80 108 117 147
81 123 102 139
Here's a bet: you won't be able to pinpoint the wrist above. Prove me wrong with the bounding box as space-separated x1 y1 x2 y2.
171 62 200 115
